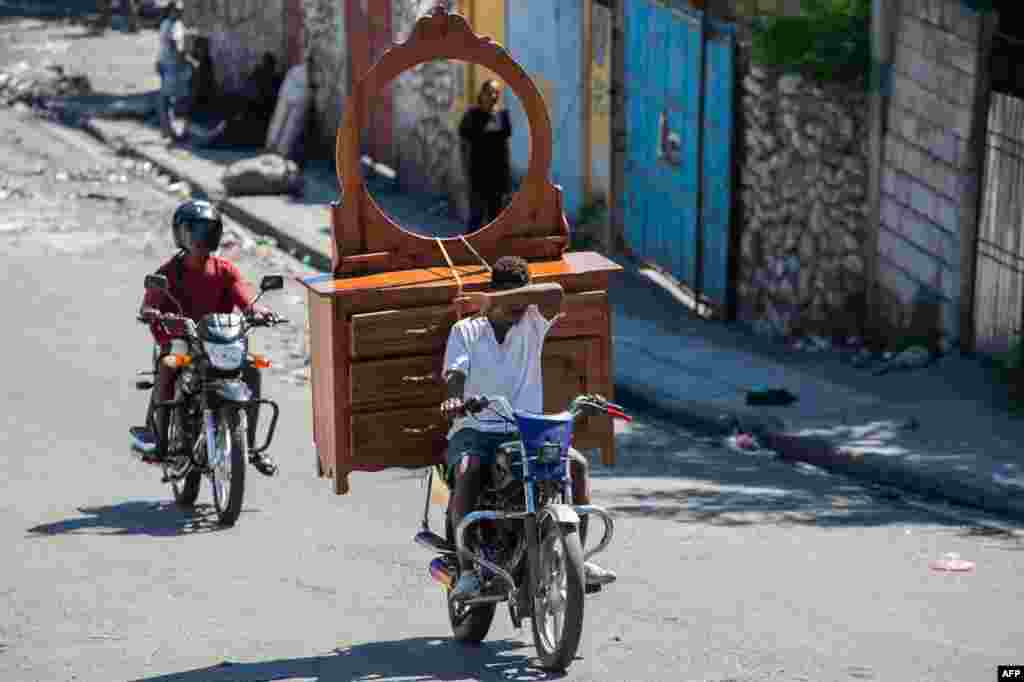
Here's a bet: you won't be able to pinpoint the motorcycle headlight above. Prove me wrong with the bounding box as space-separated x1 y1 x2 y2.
203 340 246 370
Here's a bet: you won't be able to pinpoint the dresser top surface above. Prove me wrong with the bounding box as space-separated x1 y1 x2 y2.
300 252 622 298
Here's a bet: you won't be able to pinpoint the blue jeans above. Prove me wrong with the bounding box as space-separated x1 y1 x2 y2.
157 62 177 138
445 428 516 483
444 428 589 490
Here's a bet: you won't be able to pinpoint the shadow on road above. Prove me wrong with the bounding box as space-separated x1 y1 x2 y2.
25 500 253 537
131 637 566 682
583 417 997 529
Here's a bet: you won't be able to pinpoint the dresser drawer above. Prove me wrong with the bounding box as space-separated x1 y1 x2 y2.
349 305 457 361
351 407 448 468
350 355 445 413
349 291 608 361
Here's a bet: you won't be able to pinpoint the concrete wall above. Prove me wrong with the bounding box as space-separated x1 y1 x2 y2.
588 0 613 204
506 0 587 218
738 68 870 338
184 0 288 96
390 0 466 209
302 0 347 150
876 0 987 345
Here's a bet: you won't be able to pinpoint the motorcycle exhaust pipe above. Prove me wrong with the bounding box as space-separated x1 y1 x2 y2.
429 558 454 590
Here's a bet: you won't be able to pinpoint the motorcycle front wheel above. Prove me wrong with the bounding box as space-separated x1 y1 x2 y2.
209 406 247 526
531 519 585 672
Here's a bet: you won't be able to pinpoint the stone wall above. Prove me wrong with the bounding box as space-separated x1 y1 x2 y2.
876 0 987 347
184 0 287 96
302 0 347 150
391 0 468 215
737 66 870 338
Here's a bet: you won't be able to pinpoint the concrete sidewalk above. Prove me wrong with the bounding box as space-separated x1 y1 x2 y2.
80 115 1024 524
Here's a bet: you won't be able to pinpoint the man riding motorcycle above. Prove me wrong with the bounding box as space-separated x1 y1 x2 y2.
136 199 279 476
440 256 617 602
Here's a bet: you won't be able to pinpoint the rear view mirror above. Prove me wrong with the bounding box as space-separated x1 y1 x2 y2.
260 275 284 292
145 274 169 291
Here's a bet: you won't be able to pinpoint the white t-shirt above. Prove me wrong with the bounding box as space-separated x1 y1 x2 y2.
442 305 557 438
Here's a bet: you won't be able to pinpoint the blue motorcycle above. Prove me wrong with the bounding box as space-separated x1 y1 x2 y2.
414 393 631 671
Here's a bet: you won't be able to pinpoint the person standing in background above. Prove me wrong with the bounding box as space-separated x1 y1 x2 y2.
458 79 512 234
156 1 186 141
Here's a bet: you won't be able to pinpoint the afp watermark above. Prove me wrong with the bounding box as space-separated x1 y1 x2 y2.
999 666 1024 679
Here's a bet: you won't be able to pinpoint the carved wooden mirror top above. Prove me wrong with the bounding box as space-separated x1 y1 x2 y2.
332 6 570 278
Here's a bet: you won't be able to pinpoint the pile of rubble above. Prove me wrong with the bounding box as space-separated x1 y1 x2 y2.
0 63 92 108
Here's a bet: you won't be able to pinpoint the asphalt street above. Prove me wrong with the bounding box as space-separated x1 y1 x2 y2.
0 80 1021 681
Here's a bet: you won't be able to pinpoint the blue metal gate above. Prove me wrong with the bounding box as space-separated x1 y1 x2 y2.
624 1 735 309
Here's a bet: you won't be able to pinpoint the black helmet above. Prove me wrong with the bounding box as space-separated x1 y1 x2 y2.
172 199 223 253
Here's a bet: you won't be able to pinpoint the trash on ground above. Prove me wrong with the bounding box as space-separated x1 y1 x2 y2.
993 464 1024 488
746 387 798 406
929 552 975 573
873 345 932 376
724 433 776 457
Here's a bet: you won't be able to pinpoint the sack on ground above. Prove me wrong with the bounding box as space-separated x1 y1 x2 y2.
221 153 299 196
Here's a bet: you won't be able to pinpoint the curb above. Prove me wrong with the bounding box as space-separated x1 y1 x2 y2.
80 118 333 273
617 372 1024 524
79 117 1024 525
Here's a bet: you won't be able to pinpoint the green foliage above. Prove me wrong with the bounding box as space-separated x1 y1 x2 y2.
751 0 872 84
569 200 609 251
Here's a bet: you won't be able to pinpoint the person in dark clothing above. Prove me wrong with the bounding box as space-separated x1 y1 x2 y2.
458 79 512 233
189 53 283 148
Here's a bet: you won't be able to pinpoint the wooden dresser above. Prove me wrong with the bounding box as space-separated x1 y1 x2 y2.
299 7 622 494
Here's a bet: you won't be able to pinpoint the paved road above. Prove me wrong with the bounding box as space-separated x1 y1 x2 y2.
0 67 1021 682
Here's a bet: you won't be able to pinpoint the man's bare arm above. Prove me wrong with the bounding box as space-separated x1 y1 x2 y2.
486 282 564 320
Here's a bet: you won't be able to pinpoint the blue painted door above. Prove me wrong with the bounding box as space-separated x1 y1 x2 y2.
505 0 586 218
624 1 735 309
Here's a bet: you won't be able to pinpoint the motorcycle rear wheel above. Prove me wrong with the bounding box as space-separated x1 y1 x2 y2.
210 407 247 526
444 514 496 642
447 582 497 643
531 519 585 672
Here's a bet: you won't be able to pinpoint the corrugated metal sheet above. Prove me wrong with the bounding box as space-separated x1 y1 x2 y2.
623 1 734 309
975 92 1024 354
506 0 586 218
700 19 735 305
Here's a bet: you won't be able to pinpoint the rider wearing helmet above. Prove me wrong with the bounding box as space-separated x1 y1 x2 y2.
137 199 279 476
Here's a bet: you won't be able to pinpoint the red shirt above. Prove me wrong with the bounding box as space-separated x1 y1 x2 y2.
143 255 254 345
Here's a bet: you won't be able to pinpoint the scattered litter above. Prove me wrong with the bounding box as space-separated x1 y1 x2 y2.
746 387 798 406
724 433 776 457
55 171 69 182
929 552 975 573
793 462 830 477
73 191 126 203
873 345 932 376
849 348 878 368
166 181 190 198
993 464 1024 489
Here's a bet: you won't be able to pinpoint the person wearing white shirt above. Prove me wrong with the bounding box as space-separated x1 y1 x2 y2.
440 256 617 602
156 1 186 140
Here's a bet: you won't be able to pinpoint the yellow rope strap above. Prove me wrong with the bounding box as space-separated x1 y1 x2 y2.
434 238 465 320
435 237 494 320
